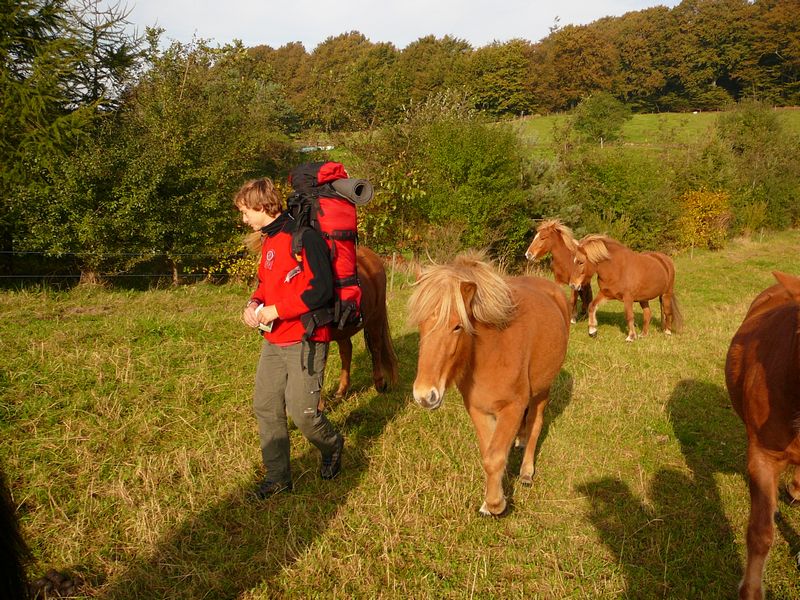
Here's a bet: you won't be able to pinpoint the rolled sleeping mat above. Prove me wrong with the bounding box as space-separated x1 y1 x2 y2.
331 178 374 206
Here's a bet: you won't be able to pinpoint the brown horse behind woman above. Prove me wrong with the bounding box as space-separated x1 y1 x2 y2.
726 271 800 600
525 219 594 323
408 251 569 516
569 235 683 341
328 246 398 402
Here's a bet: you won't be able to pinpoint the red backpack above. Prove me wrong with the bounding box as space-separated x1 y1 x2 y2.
287 161 373 334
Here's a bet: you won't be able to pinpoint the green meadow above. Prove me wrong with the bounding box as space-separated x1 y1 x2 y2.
511 107 800 156
2 229 800 598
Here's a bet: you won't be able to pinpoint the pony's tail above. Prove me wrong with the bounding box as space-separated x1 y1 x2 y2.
377 306 399 387
670 293 684 333
364 303 399 389
1 467 31 600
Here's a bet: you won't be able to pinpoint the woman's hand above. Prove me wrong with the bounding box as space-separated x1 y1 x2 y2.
243 301 260 328
256 304 279 325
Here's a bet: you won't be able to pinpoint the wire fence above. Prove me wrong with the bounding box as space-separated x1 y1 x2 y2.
0 250 234 280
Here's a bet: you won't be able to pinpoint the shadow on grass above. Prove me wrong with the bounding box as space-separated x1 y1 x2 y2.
98 332 420 599
589 303 671 338
577 379 746 597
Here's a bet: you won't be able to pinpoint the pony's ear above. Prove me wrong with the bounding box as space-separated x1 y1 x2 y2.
460 281 477 318
773 271 800 301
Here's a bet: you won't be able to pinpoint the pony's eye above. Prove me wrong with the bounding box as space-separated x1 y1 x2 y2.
453 324 463 333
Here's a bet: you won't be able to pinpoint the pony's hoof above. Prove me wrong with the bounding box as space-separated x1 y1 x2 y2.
519 475 533 487
570 318 577 324
588 329 598 338
374 380 388 393
478 498 507 516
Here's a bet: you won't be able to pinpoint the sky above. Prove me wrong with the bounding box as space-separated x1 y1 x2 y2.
120 0 683 51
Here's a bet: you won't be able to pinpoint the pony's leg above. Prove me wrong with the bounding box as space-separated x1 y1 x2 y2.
475 403 526 516
739 448 783 600
623 296 637 342
579 284 593 321
639 301 651 337
519 393 549 486
587 293 607 338
569 288 579 324
334 337 353 400
661 293 674 334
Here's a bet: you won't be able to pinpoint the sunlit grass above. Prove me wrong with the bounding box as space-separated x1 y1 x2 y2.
2 230 800 598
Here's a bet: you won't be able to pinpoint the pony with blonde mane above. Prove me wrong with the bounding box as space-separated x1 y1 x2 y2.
569 234 683 341
525 219 594 322
409 251 570 515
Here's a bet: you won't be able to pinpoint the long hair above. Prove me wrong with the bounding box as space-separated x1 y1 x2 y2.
536 219 578 254
408 250 517 335
579 235 613 264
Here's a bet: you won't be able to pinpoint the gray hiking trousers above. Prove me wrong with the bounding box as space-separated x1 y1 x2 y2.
252 339 341 484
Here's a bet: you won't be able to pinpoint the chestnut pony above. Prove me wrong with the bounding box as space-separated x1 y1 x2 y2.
329 246 398 401
408 252 569 516
726 271 800 600
525 219 593 323
569 234 683 341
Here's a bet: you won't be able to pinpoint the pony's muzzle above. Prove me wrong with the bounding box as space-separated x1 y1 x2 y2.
413 386 443 410
524 251 533 261
569 282 581 291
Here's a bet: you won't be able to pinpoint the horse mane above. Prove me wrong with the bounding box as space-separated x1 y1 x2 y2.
408 250 517 334
579 234 613 264
537 219 578 254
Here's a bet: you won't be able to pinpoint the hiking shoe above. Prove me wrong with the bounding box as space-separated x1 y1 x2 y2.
320 435 344 480
254 480 292 499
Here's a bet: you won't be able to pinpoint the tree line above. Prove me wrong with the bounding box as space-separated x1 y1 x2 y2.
253 0 799 130
2 0 799 283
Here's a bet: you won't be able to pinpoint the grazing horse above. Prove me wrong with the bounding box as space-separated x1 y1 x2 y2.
525 219 594 323
569 235 683 341
328 246 398 401
725 271 800 600
408 251 569 516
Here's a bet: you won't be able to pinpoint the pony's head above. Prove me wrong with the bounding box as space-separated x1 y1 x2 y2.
408 251 516 409
525 219 577 261
569 235 609 290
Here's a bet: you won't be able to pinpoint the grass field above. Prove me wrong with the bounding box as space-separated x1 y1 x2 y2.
2 230 800 598
511 107 800 153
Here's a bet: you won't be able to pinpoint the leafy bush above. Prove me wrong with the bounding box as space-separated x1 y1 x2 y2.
348 91 533 265
717 101 800 231
677 190 732 250
563 147 679 250
572 92 632 145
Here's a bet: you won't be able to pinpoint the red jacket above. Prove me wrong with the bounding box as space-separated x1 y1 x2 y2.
250 212 333 344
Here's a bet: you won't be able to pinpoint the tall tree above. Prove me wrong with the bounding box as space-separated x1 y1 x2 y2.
395 35 472 105
466 39 536 117
28 37 296 282
0 0 140 273
740 0 800 104
297 31 374 131
530 24 618 112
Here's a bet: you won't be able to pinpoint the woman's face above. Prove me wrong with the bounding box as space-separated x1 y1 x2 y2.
238 205 277 231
